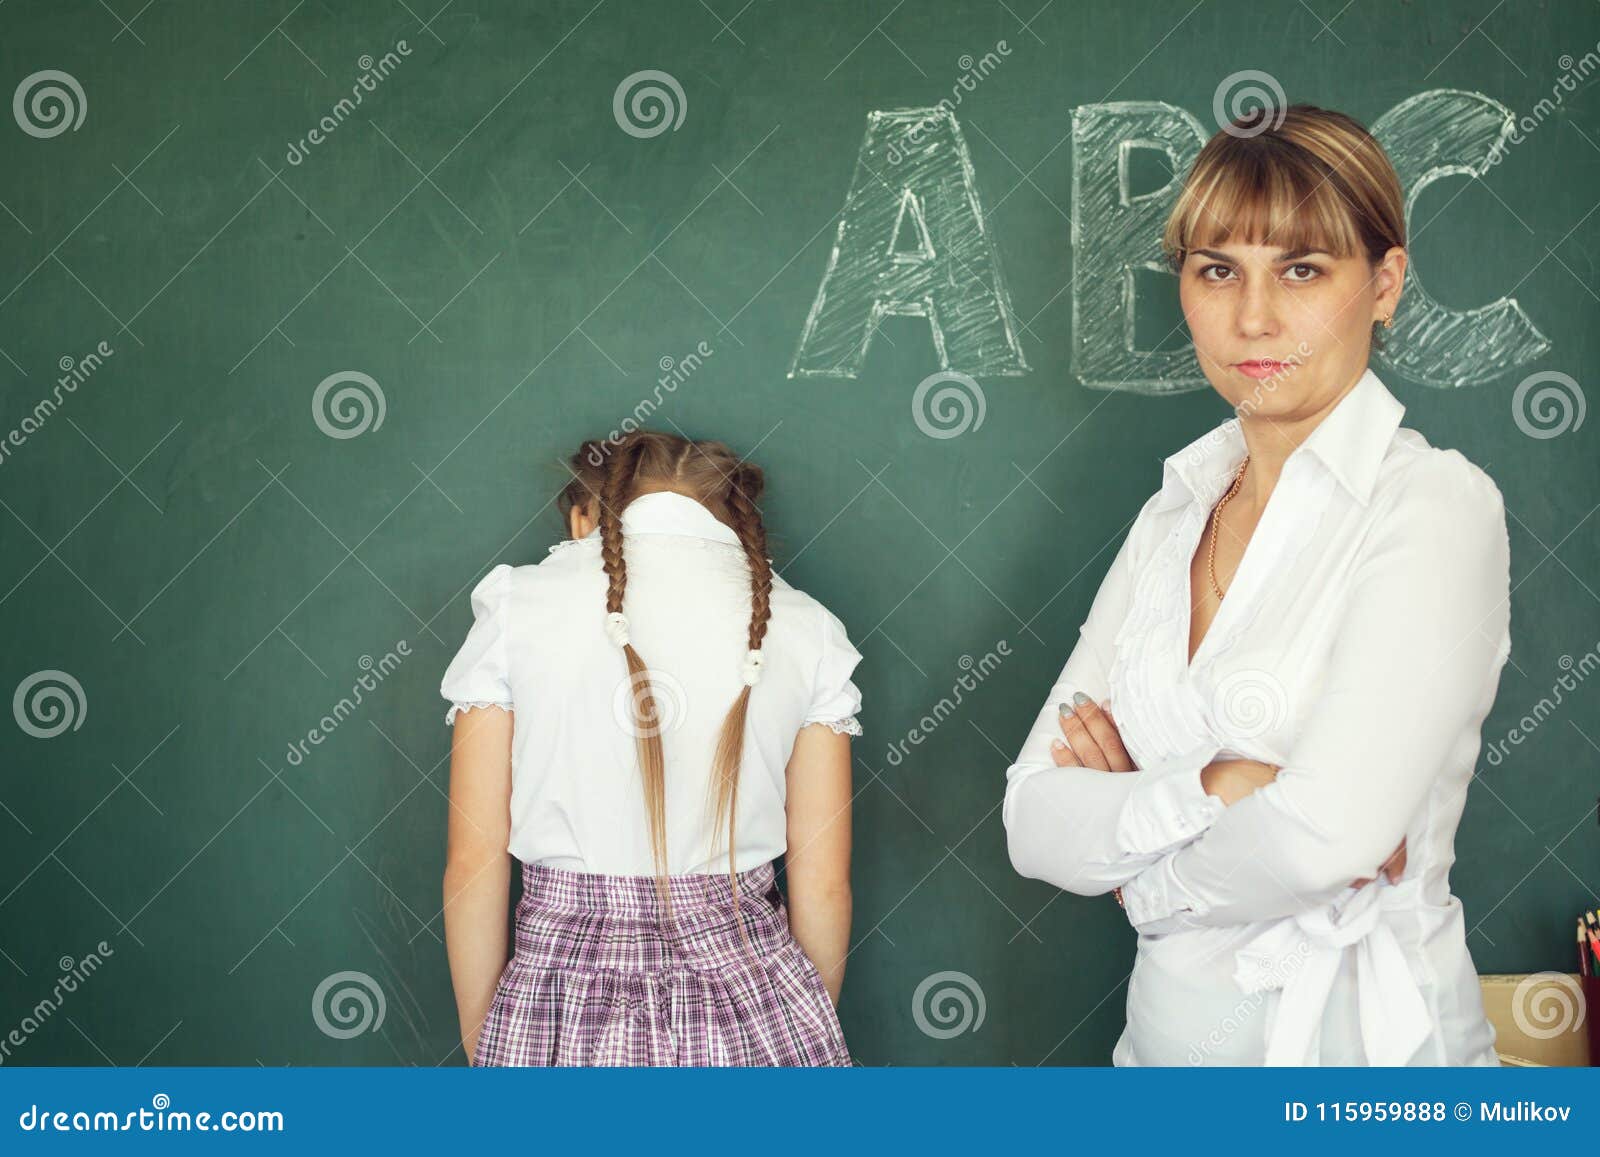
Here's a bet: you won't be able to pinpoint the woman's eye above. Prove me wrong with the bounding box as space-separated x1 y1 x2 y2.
1199 263 1235 282
1283 263 1321 282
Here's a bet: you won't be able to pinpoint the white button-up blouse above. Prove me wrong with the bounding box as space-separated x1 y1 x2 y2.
440 491 865 876
1004 367 1512 1066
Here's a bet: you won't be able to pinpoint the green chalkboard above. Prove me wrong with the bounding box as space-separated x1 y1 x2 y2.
1 0 1596 1066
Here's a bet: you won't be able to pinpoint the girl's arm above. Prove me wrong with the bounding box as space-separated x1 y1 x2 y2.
784 722 853 1005
1119 456 1511 933
442 705 514 1063
1004 512 1224 895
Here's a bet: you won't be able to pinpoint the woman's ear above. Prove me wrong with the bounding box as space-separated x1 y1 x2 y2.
1372 245 1408 324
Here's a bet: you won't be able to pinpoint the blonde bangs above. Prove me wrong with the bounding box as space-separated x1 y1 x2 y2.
1161 106 1405 273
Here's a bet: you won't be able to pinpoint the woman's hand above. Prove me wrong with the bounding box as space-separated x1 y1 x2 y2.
1052 706 1408 889
1351 838 1407 888
1196 756 1407 888
1050 693 1137 772
1199 758 1280 806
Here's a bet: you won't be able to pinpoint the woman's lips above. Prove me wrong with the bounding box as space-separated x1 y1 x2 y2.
1233 360 1290 380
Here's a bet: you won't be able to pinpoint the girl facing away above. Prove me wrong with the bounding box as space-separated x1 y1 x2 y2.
441 430 864 1066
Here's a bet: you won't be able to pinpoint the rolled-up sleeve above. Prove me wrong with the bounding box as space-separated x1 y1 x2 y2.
440 563 515 725
1120 455 1512 932
1004 503 1223 896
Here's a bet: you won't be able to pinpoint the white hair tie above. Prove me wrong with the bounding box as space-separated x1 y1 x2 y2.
604 611 630 648
741 648 765 686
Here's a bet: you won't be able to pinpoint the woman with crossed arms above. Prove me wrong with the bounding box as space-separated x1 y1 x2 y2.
1003 104 1511 1066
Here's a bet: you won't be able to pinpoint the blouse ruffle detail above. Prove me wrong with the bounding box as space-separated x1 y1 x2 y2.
1107 462 1337 774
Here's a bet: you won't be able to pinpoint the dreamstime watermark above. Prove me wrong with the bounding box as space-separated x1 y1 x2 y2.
17 1095 284 1133
912 370 986 439
1484 42 1600 171
312 370 386 439
285 41 412 165
611 667 688 740
613 70 686 138
1214 70 1287 137
1187 936 1313 1064
1483 645 1600 767
1174 340 1312 473
311 970 386 1039
884 642 1010 767
283 643 410 767
912 970 986 1038
0 941 115 1064
1209 668 1289 741
1231 341 1312 418
12 669 86 738
13 69 86 138
0 341 114 470
1510 971 1585 1040
585 340 715 466
1511 370 1584 440
894 41 1013 158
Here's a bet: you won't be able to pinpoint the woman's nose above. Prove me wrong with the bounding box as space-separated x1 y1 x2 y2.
1235 280 1282 337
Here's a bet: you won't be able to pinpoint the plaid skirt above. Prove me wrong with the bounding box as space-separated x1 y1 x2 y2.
472 857 854 1067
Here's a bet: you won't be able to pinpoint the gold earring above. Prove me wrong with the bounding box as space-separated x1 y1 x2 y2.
1381 314 1394 329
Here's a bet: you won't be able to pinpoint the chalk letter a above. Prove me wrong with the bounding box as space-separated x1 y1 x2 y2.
789 108 1028 378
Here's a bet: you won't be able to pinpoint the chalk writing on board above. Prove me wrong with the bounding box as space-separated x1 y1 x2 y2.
1072 95 1550 394
1372 89 1550 388
797 93 1549 393
1071 101 1212 396
788 107 1029 379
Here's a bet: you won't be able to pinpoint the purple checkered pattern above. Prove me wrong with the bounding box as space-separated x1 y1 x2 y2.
471 857 855 1067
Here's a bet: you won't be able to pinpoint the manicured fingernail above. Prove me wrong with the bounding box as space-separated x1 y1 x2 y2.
1072 691 1092 708
1050 739 1065 750
1058 702 1072 716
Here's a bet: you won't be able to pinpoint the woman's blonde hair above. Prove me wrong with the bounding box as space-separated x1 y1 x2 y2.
1161 104 1405 348
558 430 771 946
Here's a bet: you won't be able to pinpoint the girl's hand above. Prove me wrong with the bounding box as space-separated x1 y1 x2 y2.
1351 837 1407 889
1050 693 1137 772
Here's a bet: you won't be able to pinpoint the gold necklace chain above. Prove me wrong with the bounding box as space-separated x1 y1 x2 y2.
1125 452 1248 916
1207 454 1250 601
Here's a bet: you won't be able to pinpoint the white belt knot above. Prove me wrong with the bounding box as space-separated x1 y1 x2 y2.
1232 878 1431 1066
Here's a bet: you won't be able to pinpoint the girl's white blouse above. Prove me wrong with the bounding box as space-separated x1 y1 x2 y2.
440 491 865 876
1004 367 1512 1066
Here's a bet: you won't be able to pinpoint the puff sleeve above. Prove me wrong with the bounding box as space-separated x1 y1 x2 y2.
440 563 515 725
803 606 864 736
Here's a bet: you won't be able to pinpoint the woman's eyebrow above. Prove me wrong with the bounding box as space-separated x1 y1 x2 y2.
1189 246 1331 262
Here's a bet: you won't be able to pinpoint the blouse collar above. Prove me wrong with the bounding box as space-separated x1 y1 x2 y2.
578 490 742 546
1156 366 1405 512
